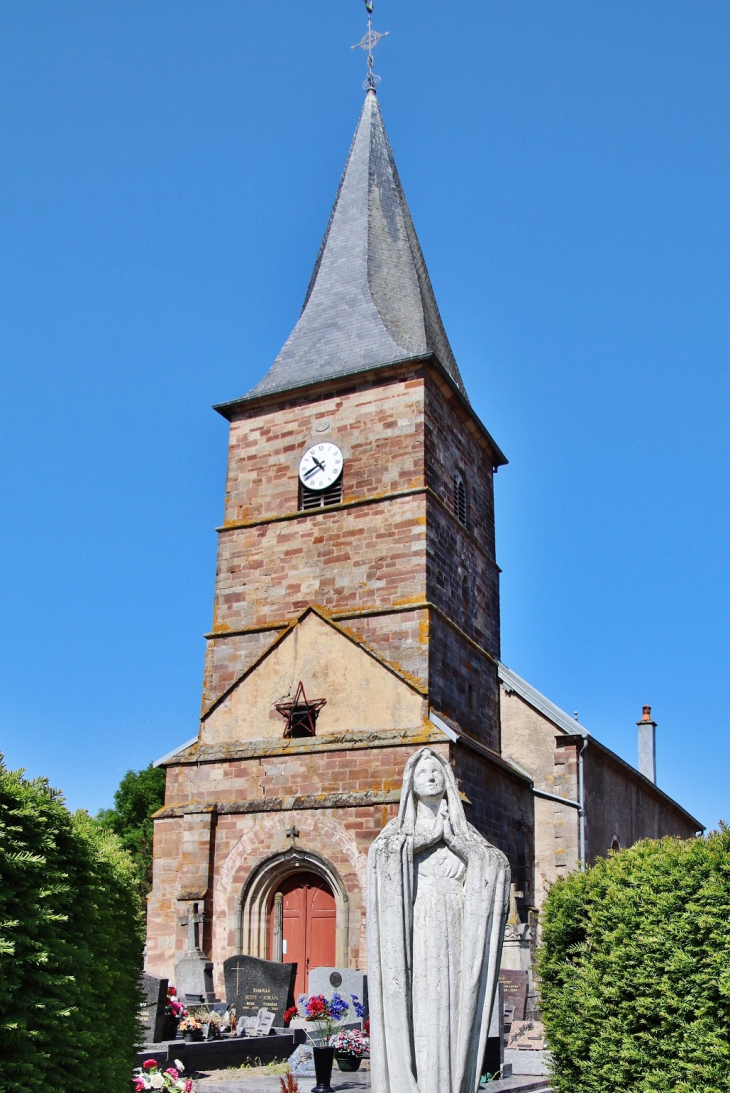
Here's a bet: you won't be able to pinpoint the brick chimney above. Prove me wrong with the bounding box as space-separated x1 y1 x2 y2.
637 705 657 783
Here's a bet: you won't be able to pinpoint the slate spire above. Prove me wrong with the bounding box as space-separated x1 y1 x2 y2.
245 89 467 401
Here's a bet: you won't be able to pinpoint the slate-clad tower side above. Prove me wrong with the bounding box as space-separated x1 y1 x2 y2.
146 89 532 992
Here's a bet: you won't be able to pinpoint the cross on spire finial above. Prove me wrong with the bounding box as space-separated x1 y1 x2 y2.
352 0 389 91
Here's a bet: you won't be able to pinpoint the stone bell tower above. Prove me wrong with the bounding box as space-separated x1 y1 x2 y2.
146 88 533 997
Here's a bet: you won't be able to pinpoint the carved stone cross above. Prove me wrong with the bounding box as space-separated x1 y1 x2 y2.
181 901 205 951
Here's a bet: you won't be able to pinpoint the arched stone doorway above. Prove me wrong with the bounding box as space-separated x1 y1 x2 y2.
268 872 336 997
237 849 349 990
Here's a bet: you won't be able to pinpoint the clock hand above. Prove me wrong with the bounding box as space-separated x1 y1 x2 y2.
310 456 326 471
303 463 322 480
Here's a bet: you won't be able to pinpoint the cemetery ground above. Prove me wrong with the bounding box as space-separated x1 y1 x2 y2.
185 1061 550 1093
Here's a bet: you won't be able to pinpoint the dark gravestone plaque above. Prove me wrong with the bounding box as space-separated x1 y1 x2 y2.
140 974 168 1044
499 970 530 1021
224 956 296 1025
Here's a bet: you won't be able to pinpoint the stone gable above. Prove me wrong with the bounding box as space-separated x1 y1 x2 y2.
200 609 427 746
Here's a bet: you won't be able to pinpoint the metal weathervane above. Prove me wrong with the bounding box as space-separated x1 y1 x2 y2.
352 0 389 90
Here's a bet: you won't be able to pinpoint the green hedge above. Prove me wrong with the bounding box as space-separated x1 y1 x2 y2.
0 758 145 1093
538 827 730 1093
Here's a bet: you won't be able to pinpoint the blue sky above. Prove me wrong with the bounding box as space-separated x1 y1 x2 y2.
0 1 727 829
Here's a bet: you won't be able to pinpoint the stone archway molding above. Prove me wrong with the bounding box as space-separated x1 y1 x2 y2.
238 847 349 967
212 811 368 984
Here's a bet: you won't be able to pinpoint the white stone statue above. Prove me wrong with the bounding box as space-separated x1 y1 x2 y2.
367 747 510 1093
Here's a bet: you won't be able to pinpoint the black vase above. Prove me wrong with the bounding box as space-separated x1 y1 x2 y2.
311 1046 335 1093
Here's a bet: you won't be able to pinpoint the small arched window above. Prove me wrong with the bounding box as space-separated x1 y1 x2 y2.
610 833 621 853
453 471 467 526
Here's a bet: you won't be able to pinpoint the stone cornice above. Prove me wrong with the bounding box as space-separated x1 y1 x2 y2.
205 601 497 668
157 720 529 787
155 789 402 819
154 786 473 820
216 487 424 532
214 486 500 573
164 725 444 767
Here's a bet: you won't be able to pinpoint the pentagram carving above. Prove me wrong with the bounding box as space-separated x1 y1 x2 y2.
274 682 327 739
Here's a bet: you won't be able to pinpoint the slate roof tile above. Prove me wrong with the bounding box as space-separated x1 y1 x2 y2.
242 89 467 403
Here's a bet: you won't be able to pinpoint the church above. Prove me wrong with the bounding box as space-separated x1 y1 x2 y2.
145 88 701 1002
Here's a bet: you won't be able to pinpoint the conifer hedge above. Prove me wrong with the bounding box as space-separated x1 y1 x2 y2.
0 758 145 1093
538 828 730 1093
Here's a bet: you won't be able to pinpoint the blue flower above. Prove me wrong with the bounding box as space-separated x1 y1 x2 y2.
351 994 365 1018
328 992 349 1021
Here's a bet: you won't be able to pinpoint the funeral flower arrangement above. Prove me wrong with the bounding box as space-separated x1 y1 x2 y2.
133 1059 192 1092
178 1015 202 1033
329 1028 370 1058
165 987 187 1021
298 993 366 1045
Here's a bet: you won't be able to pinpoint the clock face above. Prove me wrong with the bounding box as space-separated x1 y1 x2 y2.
298 442 344 491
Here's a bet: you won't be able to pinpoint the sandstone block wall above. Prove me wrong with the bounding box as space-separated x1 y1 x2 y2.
146 738 529 991
147 361 513 988
202 365 503 745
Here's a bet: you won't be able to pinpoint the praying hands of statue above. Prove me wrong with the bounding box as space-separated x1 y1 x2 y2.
413 797 448 852
440 798 474 863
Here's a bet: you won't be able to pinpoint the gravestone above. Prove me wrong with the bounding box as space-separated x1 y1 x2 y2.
307 966 368 1016
175 952 215 1004
499 969 530 1021
139 974 168 1044
223 955 296 1025
483 983 510 1080
236 1009 275 1037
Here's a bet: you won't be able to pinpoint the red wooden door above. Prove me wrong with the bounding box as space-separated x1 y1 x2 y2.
270 872 336 998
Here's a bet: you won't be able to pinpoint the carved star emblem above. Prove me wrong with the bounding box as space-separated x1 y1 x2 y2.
275 681 326 739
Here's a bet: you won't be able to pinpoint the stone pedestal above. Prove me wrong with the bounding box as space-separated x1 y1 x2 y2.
175 952 215 1005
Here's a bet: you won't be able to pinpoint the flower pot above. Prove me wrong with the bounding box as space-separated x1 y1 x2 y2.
335 1053 362 1072
311 1045 335 1092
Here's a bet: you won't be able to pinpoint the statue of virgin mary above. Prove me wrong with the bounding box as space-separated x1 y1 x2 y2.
367 747 510 1093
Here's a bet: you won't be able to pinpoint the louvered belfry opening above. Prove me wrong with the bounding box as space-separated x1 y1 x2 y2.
299 474 343 511
454 471 467 526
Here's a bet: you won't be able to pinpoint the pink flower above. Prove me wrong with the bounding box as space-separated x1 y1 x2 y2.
143 1060 157 1071
165 1069 179 1080
185 1082 193 1092
134 1082 145 1092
